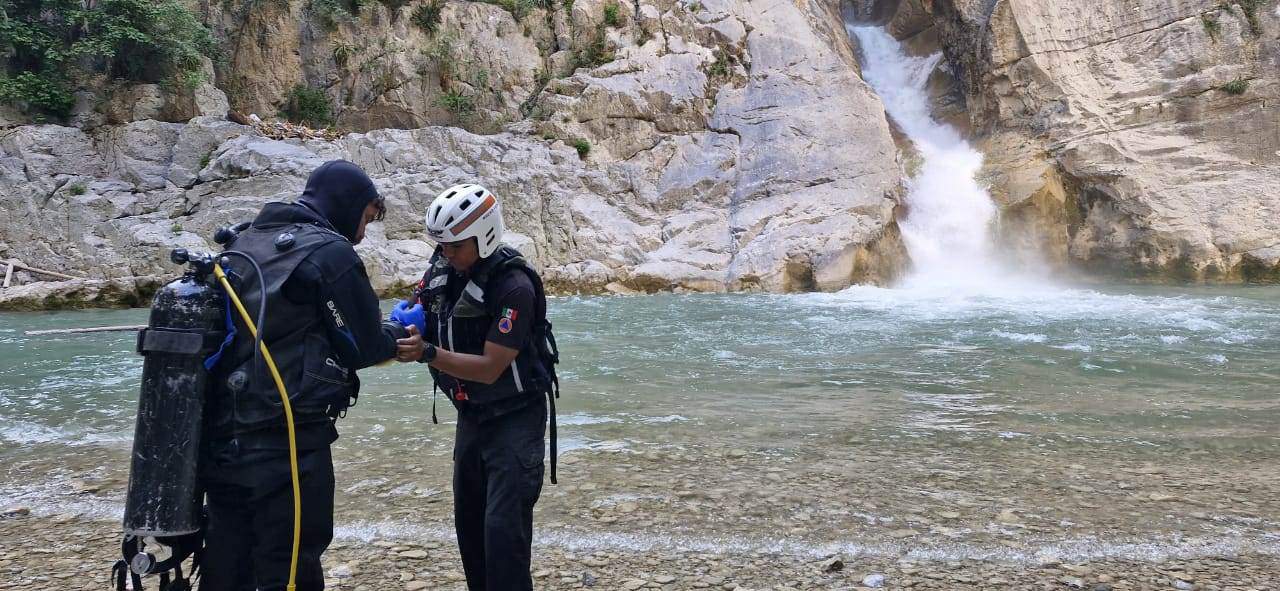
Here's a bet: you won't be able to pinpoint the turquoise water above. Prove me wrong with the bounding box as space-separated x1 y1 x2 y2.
6 285 1278 454
2 282 1279 561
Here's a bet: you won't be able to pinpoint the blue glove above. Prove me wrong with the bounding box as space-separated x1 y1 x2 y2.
389 300 426 337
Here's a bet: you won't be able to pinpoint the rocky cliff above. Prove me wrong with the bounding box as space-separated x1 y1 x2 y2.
2 0 1278 310
859 0 1280 281
0 0 908 309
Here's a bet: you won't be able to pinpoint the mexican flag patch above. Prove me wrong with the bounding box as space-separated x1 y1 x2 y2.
497 307 518 334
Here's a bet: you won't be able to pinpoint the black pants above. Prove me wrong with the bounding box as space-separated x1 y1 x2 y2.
200 441 336 591
454 398 547 591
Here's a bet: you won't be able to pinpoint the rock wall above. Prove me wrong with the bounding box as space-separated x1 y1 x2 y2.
860 0 1280 281
0 0 914 310
11 0 1277 309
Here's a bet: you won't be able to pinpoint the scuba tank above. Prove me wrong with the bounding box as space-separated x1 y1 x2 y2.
114 243 238 591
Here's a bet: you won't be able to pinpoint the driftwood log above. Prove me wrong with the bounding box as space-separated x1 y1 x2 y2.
24 325 146 336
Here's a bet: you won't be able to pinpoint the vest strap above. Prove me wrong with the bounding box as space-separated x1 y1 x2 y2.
137 328 222 355
547 390 557 485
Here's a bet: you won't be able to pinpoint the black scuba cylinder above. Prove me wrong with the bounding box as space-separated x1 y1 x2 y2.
122 260 224 537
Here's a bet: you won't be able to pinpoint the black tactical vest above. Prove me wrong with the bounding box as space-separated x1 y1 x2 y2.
208 222 358 437
416 246 553 415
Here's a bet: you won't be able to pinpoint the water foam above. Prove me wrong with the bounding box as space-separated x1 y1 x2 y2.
849 25 1005 288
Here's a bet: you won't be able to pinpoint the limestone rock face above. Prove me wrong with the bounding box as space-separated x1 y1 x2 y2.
208 0 549 133
904 0 1280 281
0 114 902 308
0 0 911 308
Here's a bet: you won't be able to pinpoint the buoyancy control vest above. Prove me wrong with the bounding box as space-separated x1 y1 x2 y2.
416 245 559 415
209 222 359 437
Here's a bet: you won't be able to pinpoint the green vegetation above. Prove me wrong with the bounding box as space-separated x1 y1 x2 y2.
281 85 334 127
171 223 184 234
478 0 537 21
438 90 476 114
312 0 363 29
200 151 213 169
68 184 86 196
333 41 358 67
1201 12 1222 40
0 0 216 118
423 32 460 81
1218 1 1266 36
412 0 445 35
636 25 654 45
574 25 614 69
519 66 552 119
572 138 590 158
1221 78 1249 95
380 0 413 11
603 2 621 27
1235 0 1264 36
708 49 731 79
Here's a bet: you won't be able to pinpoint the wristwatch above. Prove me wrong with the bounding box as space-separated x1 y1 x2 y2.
419 342 437 363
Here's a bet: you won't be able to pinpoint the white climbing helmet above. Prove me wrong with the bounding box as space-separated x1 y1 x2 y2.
425 183 505 258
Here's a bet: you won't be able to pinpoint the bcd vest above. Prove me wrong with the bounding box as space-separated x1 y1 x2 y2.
208 223 359 437
416 245 556 412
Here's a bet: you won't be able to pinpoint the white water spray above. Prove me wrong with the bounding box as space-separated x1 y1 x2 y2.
848 25 1006 288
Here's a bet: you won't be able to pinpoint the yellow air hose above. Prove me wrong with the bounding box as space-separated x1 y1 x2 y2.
213 263 303 591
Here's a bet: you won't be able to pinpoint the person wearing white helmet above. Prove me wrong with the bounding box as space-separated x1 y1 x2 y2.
391 183 560 591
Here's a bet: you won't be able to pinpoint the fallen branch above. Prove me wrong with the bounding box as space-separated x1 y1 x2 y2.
5 260 85 282
24 325 146 336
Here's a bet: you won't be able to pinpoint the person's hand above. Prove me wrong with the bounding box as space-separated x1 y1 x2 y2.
396 324 426 362
389 299 426 337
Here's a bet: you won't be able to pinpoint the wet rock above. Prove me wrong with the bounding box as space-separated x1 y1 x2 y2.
330 564 353 579
69 480 102 494
1063 564 1093 576
1174 581 1193 590
819 557 844 573
996 509 1022 524
1060 576 1086 589
1 506 30 518
862 573 886 588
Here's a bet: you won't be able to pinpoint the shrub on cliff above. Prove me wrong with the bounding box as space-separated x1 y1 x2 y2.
0 0 216 118
282 85 334 127
412 0 445 35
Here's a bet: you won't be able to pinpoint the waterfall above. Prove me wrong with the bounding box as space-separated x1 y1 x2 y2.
847 25 1008 288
